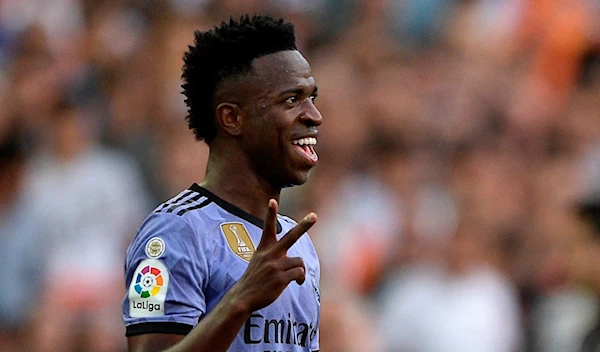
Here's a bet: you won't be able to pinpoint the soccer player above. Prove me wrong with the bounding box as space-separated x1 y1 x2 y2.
122 14 323 352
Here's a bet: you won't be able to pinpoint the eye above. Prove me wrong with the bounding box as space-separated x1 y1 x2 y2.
310 94 318 103
285 96 299 105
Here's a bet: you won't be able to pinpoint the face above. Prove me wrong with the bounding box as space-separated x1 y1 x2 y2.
239 50 322 188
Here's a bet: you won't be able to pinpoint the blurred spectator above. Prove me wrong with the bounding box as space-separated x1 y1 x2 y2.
0 127 45 352
27 101 149 352
526 212 598 352
311 168 404 295
376 216 523 352
318 286 382 352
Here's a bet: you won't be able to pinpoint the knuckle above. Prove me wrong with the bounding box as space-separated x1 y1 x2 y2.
265 261 280 273
275 272 288 285
261 260 274 270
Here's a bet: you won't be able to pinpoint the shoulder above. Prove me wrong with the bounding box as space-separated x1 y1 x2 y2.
124 206 218 293
125 212 197 265
126 191 216 264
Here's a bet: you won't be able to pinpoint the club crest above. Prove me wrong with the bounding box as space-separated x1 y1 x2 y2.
220 222 256 262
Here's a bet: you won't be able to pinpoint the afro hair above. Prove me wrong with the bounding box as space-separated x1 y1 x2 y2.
181 14 297 143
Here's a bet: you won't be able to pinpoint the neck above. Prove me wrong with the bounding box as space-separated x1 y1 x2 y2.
200 150 281 221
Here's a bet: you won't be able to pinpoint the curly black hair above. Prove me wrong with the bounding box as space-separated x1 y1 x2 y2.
181 14 297 143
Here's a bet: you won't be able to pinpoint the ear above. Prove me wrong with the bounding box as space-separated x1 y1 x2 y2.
215 102 244 137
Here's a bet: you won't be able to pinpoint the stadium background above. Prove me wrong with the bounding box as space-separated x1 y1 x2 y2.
1 0 600 351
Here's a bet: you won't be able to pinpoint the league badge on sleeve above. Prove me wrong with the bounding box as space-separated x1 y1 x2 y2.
220 222 256 262
145 237 166 258
129 259 170 317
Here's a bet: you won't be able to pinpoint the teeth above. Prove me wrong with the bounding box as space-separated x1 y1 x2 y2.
292 137 317 146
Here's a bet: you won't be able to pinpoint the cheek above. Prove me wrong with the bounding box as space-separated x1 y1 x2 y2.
249 110 294 155
247 125 282 160
258 123 288 151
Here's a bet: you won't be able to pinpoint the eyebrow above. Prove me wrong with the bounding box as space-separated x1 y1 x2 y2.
278 85 319 97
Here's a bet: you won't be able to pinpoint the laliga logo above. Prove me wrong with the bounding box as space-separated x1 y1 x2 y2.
132 265 163 312
134 265 164 298
129 259 169 317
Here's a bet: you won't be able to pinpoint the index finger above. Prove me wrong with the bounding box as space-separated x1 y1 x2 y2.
276 213 317 251
257 199 279 249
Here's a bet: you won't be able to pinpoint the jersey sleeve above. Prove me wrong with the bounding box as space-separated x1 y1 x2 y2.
122 212 210 337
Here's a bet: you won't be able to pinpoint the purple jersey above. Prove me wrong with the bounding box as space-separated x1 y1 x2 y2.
122 184 321 351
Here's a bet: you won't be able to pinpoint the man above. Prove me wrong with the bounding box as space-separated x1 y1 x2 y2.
122 14 323 352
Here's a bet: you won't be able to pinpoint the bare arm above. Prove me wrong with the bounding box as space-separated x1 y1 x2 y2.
128 334 185 352
127 199 317 352
128 294 249 352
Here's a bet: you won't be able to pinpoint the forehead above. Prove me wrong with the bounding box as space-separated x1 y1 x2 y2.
250 50 315 93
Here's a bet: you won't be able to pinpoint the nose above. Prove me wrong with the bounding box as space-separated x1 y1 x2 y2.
300 99 322 126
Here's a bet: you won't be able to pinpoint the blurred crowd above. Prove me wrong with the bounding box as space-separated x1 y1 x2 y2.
1 0 600 351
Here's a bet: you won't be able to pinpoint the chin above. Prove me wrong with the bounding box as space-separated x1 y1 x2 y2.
281 170 311 188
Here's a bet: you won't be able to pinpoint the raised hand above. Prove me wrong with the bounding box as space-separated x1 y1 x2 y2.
234 199 317 312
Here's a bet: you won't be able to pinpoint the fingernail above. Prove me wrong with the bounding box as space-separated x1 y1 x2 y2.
305 213 317 222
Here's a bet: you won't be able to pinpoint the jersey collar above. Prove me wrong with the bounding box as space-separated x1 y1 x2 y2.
189 184 283 234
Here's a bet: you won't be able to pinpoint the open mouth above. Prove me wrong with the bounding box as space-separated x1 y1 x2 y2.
291 137 318 164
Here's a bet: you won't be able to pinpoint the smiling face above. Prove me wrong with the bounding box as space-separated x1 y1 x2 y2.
238 50 322 188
